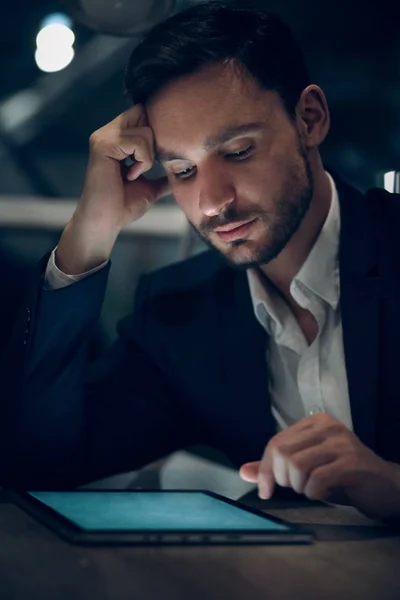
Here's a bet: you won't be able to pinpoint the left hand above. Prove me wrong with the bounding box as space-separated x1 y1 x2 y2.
239 413 400 521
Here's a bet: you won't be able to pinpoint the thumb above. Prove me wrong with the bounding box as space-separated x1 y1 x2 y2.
239 461 261 483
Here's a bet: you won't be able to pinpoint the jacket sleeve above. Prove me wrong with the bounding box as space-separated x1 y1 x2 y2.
0 257 201 489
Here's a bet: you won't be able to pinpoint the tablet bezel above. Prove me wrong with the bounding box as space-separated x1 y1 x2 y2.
9 489 314 546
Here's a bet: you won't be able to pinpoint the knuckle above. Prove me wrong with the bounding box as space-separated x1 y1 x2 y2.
276 444 290 460
268 439 279 455
289 454 304 470
88 129 109 152
268 433 283 450
89 130 101 148
316 412 333 425
326 422 345 436
314 413 344 434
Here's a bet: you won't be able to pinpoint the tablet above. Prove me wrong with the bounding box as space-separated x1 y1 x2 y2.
10 489 314 546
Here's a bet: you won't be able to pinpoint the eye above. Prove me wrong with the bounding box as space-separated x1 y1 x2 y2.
173 166 196 181
225 146 253 159
172 145 253 181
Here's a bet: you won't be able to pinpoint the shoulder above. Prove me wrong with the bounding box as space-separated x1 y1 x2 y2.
364 187 400 249
336 172 400 233
365 187 400 219
364 187 400 269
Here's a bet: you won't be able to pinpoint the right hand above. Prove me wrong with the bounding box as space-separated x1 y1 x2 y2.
77 104 170 230
56 105 171 274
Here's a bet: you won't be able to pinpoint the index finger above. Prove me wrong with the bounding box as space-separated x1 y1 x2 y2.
121 104 148 129
258 444 276 499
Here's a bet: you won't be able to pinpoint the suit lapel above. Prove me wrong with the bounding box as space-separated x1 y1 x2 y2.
335 174 381 450
214 266 275 461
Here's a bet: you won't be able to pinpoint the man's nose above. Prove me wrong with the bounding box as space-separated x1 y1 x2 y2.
198 172 236 217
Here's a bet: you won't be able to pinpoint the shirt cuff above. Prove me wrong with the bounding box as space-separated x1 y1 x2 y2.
44 247 109 290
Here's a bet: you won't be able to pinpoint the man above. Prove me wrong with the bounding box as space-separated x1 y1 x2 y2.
1 2 400 522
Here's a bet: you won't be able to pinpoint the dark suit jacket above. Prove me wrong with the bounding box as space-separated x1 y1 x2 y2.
1 174 400 489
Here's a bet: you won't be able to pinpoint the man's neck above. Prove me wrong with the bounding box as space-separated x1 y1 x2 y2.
259 167 332 311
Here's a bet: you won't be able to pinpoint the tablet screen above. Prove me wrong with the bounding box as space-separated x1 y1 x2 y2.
28 491 290 533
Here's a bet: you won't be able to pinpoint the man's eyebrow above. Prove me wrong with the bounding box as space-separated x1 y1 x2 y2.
205 122 265 149
155 122 264 163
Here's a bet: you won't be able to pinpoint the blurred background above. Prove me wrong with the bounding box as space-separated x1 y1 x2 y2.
0 0 399 492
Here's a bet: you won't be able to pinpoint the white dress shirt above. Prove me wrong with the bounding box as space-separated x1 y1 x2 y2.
247 172 353 433
45 249 108 290
45 171 353 435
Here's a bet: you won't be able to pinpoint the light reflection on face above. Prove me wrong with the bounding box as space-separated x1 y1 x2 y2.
147 62 313 269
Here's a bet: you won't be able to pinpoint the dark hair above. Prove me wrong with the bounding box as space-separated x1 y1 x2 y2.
124 1 311 118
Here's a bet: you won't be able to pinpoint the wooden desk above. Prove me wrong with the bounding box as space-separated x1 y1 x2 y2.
1 489 399 600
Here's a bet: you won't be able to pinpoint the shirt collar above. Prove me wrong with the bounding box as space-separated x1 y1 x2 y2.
247 171 341 328
293 171 340 309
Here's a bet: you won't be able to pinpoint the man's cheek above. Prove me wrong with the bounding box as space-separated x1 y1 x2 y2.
174 190 192 214
176 198 202 231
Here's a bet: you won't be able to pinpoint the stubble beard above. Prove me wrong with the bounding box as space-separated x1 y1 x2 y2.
191 144 314 271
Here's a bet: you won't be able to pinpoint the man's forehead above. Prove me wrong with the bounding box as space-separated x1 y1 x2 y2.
146 65 279 161
147 63 278 127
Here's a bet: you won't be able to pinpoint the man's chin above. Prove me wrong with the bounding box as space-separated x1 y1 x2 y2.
216 241 271 271
199 232 276 270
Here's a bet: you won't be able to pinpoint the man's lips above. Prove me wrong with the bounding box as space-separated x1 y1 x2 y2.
214 218 255 233
214 218 257 242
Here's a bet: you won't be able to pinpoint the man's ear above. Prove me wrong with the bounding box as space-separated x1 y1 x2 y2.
296 85 330 149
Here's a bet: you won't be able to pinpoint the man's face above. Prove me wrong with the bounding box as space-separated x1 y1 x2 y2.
147 62 314 270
